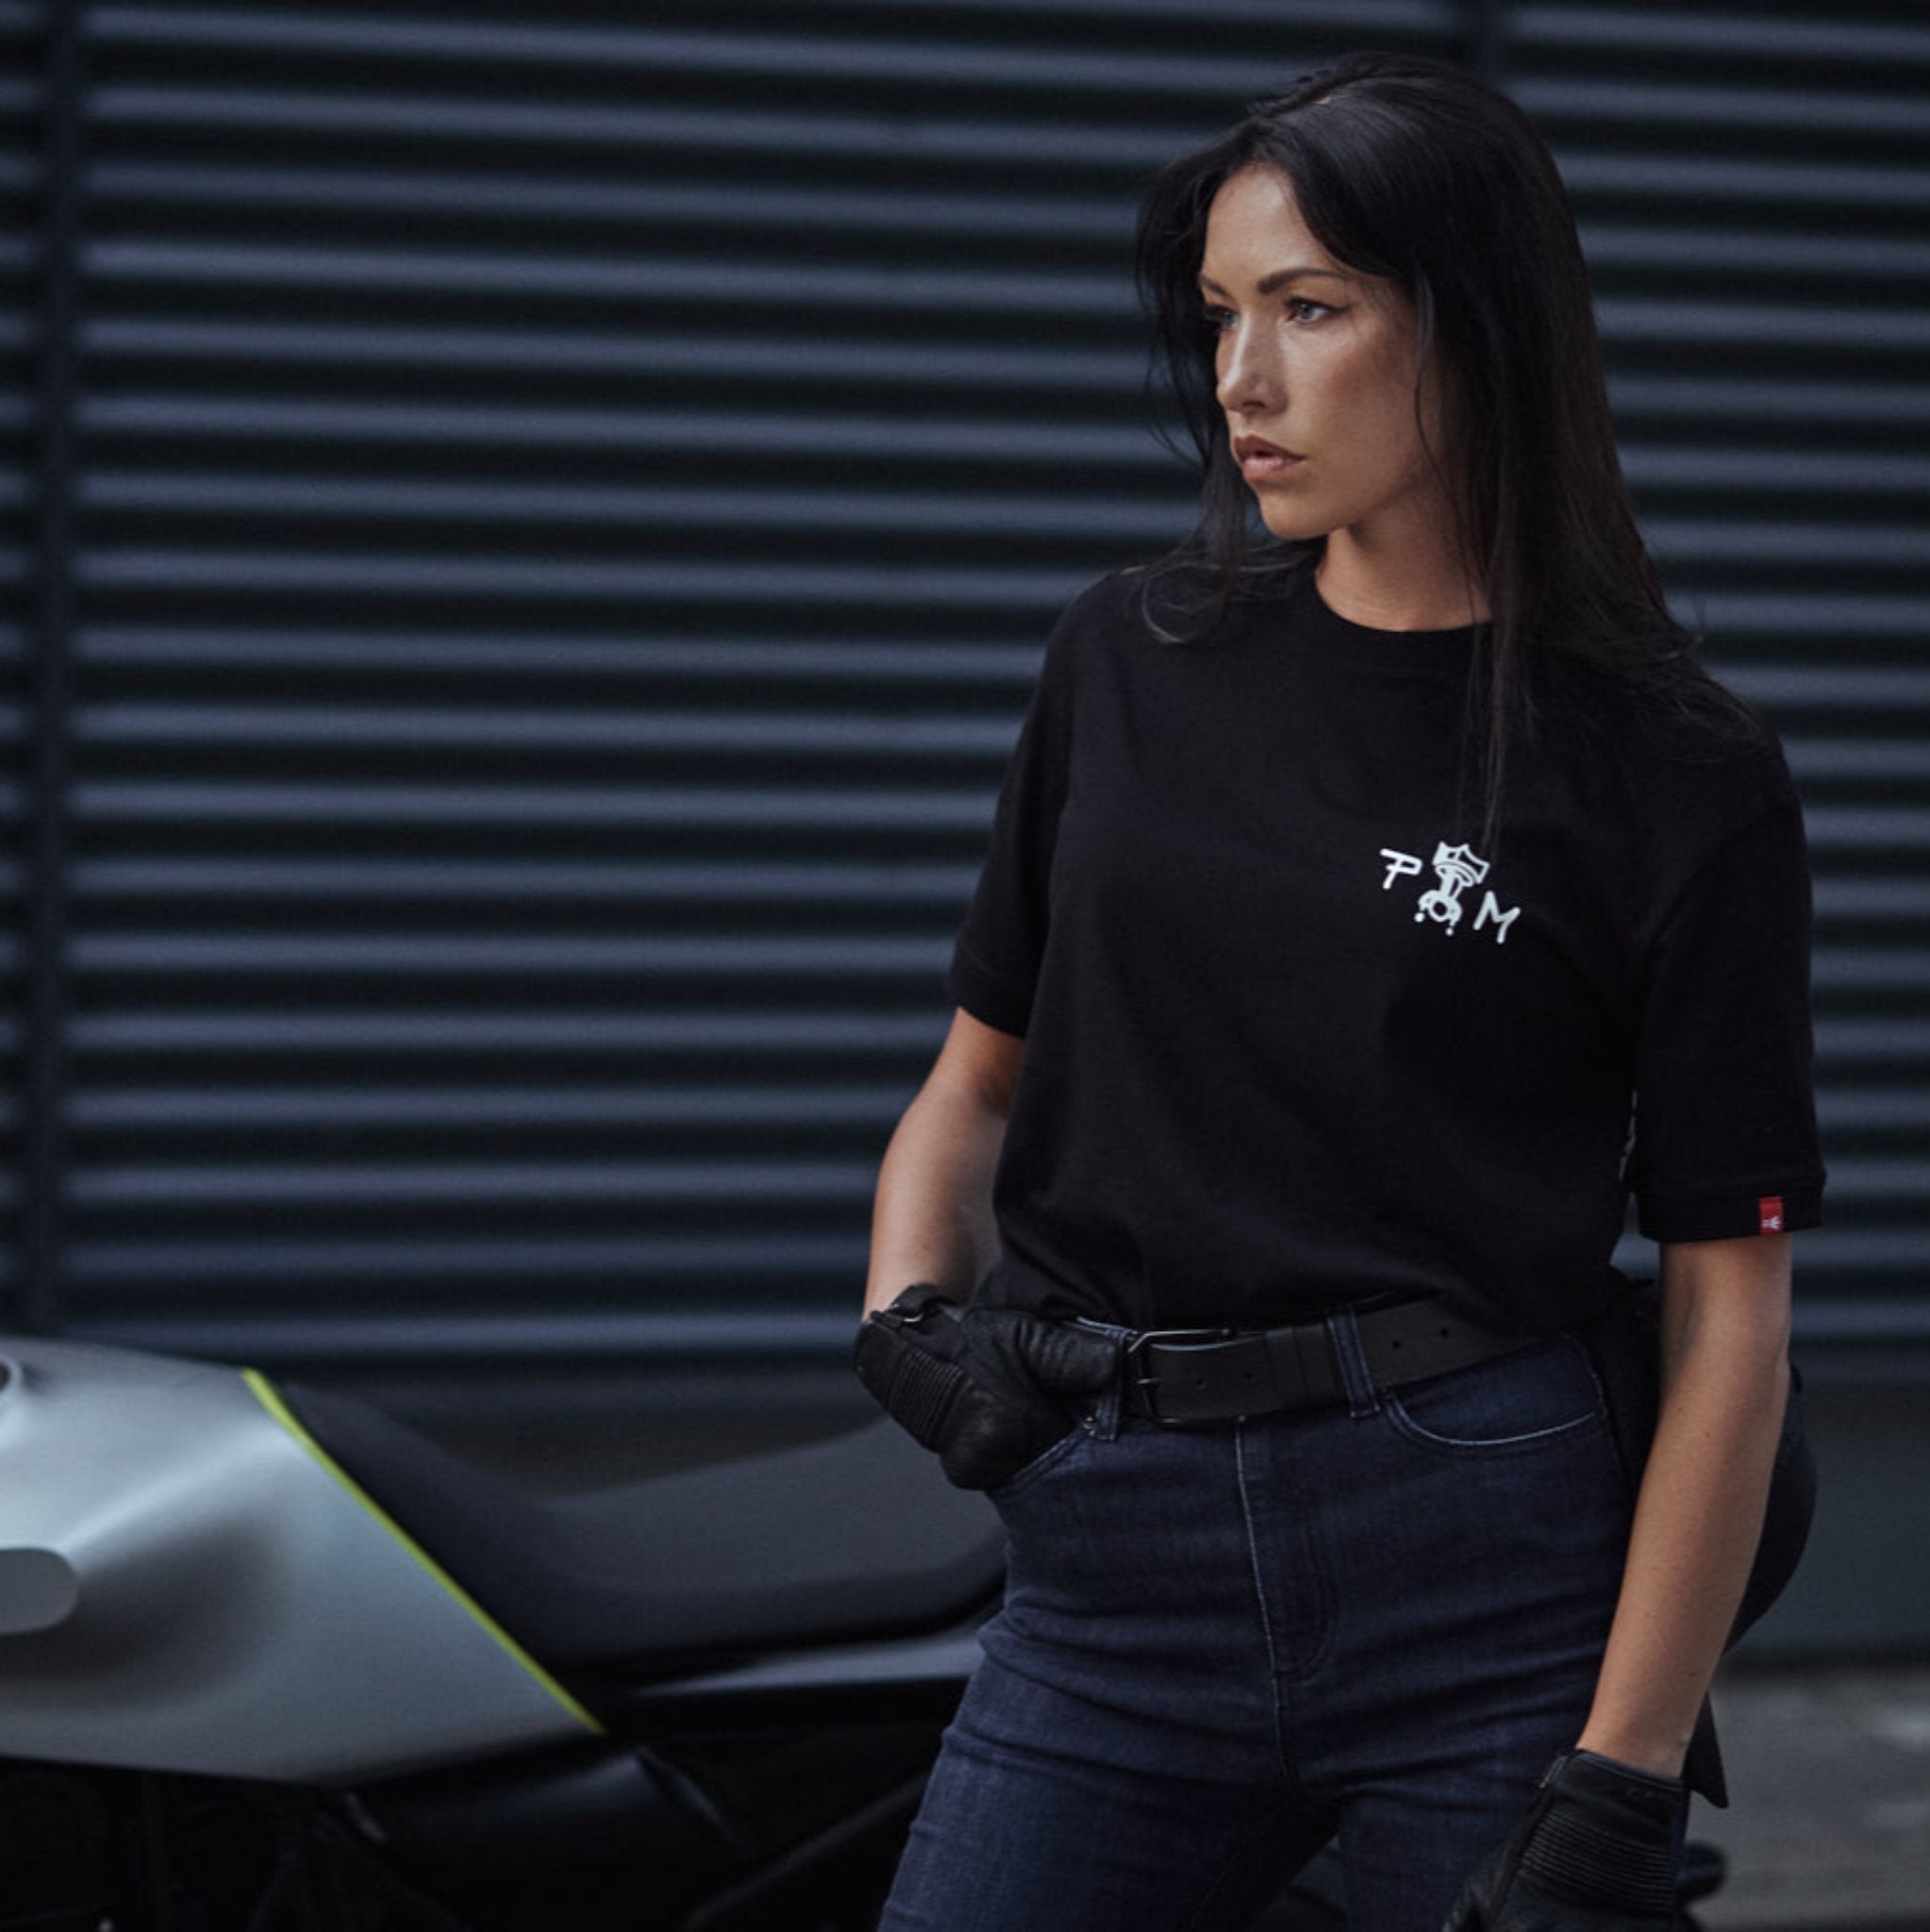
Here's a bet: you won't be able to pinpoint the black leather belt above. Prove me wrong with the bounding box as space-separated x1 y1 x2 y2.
1123 1302 1537 1426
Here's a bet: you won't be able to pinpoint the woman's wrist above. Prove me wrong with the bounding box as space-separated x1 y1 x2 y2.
1574 1718 1689 1781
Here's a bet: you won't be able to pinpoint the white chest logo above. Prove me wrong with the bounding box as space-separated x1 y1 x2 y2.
1379 842 1521 944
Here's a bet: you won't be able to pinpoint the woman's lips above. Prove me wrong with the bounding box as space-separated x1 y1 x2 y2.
1233 435 1303 482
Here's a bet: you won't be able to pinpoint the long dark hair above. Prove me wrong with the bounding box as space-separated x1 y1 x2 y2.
1134 53 1755 822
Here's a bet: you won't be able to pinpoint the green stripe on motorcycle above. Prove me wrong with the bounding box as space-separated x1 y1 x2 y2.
242 1369 605 1737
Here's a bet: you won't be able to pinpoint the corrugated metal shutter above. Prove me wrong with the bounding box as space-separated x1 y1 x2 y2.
1506 1 1930 1367
7 1 1922 1400
49 1 1471 1381
2 0 46 1323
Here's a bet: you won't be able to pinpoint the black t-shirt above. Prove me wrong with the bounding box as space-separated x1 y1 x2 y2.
949 563 1824 1338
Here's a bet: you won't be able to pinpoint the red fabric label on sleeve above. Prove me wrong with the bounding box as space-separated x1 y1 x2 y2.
1758 1196 1787 1235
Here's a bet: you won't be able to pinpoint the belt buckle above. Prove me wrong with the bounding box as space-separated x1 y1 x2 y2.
1123 1325 1240 1427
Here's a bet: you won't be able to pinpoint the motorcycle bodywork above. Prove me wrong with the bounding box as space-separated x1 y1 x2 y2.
0 1341 595 1783
0 1335 1005 1929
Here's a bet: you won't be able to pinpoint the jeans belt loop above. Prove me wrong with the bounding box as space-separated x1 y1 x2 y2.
1323 1304 1381 1417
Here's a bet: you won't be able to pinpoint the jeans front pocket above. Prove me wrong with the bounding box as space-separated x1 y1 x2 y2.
986 1411 1100 1504
1384 1335 1607 1457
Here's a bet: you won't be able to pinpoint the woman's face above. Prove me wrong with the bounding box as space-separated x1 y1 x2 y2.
1201 165 1455 559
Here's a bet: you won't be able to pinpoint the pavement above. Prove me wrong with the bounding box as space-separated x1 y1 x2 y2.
1695 1661 1930 1929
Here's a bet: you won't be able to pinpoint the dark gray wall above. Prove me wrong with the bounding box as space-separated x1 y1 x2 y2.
2 3 1924 1534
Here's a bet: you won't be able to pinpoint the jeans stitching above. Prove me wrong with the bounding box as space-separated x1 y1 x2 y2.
987 1419 1094 1501
1234 1425 1298 1791
1383 1401 1603 1456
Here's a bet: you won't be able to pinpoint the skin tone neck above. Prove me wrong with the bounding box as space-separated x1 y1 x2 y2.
1202 164 1489 633
1317 522 1488 634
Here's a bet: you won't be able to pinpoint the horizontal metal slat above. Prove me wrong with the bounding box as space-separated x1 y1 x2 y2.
83 317 1148 392
79 397 1166 464
70 1157 879 1210
73 1293 868 1351
88 242 1132 312
80 475 1191 545
1725 666 1930 710
71 934 955 979
1816 1090 1930 1128
1632 449 1930 496
1815 1018 1930 1063
75 553 1095 614
74 780 998 831
1513 6 1930 66
74 628 1045 691
1694 594 1930 641
74 702 1019 758
1822 1090 1930 1133
69 1009 949 1058
71 1083 911 1133
88 86 1197 170
1810 949 1930 995
92 0 1455 73
807 0 1449 21
1792 1291 1930 1341
1786 742 1930 785
1609 376 1930 428
88 160 1134 246
1801 808 1930 853
1646 522 1929 569
1522 76 1930 137
73 858 982 908
86 8 1428 106
1811 879 1930 922
1583 226 1930 281
1802 1158 1928 1207
1602 307 1930 355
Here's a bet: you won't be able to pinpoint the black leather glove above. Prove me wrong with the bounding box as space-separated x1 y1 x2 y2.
854 1287 1119 1491
1442 1750 1684 1931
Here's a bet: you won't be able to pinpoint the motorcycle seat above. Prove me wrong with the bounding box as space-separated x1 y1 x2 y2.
278 1384 1007 1676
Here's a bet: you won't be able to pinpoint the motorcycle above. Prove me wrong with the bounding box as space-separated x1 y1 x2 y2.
0 1335 1735 1929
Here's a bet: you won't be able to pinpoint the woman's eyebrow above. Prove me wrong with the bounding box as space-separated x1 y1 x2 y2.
1198 266 1354 297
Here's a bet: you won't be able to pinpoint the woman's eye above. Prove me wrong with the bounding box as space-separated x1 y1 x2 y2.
1201 305 1237 335
1285 296 1332 324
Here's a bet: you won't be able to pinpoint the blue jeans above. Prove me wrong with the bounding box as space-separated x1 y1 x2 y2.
878 1314 1635 1932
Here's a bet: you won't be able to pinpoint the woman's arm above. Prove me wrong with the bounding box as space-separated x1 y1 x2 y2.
1576 1231 1794 1775
863 1008 1025 1316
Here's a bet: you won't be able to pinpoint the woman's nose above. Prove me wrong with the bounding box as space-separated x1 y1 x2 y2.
1216 327 1277 414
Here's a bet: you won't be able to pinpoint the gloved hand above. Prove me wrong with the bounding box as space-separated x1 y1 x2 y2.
854 1287 1119 1491
1442 1749 1684 1930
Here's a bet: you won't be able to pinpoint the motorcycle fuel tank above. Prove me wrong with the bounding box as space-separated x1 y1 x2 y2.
0 1340 599 1783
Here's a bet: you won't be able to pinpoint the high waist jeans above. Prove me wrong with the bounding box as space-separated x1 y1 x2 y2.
877 1316 1635 1932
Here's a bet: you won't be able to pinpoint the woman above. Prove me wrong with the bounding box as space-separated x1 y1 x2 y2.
858 52 1822 1932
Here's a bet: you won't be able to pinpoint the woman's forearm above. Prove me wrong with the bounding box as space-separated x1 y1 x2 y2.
1577 1235 1793 1775
864 1008 1023 1315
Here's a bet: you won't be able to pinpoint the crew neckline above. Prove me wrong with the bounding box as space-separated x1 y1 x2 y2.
1287 567 1484 675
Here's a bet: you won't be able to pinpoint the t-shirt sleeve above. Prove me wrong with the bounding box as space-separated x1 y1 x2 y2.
1628 798 1826 1242
945 606 1081 1038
